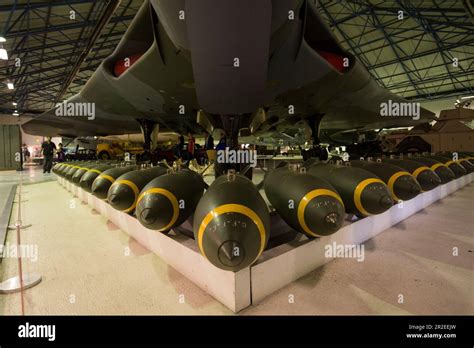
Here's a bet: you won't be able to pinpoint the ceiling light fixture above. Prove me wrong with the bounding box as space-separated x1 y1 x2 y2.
0 47 8 60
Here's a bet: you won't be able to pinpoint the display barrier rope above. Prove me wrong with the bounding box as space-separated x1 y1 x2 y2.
16 173 25 315
0 170 42 313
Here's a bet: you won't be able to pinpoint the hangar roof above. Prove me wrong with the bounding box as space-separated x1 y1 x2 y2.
319 0 474 101
0 0 142 114
0 0 473 117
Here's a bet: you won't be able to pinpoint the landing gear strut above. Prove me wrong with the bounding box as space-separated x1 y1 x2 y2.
214 114 253 180
136 119 159 164
303 114 328 161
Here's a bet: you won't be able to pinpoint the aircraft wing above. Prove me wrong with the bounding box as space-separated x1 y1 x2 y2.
248 0 435 143
22 0 202 137
21 94 141 137
21 0 435 143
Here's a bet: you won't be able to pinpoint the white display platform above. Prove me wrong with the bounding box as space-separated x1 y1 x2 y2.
56 173 473 312
250 173 473 304
58 177 250 312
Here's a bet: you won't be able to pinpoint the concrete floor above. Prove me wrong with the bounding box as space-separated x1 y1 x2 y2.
0 166 57 185
0 178 472 315
0 167 57 254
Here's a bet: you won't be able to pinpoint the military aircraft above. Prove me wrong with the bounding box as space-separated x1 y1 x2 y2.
25 0 452 271
22 0 434 158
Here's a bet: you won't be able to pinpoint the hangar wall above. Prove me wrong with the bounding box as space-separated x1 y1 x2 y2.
0 125 21 171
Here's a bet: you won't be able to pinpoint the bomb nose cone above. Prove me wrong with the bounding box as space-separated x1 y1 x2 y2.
299 194 345 237
324 212 342 232
107 184 135 211
91 183 109 199
380 196 393 210
461 161 474 173
136 194 176 230
198 212 264 272
433 173 442 185
449 164 465 178
80 178 92 191
359 182 393 215
417 171 441 191
194 173 270 272
139 208 156 225
393 177 421 200
446 170 456 181
411 182 422 195
218 240 245 268
433 167 454 184
305 209 344 234
108 194 119 204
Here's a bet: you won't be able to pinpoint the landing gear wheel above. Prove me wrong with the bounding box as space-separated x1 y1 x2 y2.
98 151 111 160
302 146 329 161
